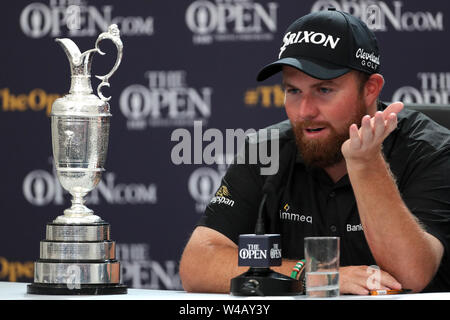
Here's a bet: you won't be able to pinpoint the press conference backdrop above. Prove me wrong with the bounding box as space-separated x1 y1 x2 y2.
1 0 449 290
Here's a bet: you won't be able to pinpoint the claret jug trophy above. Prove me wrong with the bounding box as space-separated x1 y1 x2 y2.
27 25 127 295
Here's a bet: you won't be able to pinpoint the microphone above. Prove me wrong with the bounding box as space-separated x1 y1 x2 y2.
230 183 302 296
236 192 282 269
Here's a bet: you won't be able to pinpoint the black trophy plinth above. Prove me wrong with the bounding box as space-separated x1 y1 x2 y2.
27 283 127 295
27 222 127 295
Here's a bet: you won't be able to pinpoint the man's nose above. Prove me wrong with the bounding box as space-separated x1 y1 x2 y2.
297 95 319 121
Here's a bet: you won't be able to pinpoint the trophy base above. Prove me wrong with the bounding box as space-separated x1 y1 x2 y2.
27 283 127 295
29 221 127 295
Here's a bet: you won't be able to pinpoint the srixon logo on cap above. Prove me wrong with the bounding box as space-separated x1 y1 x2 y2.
279 30 341 58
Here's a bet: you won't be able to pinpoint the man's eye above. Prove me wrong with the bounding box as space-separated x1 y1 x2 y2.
286 88 299 94
319 87 332 94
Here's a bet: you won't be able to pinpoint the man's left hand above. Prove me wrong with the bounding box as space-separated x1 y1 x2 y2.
341 102 404 165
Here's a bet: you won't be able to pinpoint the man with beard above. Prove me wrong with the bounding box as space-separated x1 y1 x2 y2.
179 8 450 295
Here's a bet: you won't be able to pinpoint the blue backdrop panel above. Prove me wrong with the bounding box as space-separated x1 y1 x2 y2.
0 0 449 289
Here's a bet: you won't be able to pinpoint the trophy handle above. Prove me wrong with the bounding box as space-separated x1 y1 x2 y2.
92 24 124 102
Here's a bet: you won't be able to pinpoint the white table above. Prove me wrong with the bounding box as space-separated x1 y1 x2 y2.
3 281 450 319
1 281 449 300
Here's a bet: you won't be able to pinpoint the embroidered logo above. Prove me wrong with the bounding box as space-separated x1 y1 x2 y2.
279 31 341 58
210 185 234 207
279 203 312 224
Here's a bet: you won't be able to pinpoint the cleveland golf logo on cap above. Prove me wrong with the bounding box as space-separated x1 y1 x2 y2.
279 30 341 59
355 48 380 71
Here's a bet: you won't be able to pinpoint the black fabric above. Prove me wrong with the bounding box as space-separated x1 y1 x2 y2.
197 104 450 292
257 8 380 81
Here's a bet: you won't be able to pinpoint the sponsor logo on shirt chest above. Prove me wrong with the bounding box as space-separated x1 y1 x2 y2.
347 223 363 232
279 204 312 224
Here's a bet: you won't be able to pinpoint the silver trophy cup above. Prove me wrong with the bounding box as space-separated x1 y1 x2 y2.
27 25 127 295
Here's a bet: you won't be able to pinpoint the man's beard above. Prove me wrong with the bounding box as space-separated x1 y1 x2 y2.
292 100 368 168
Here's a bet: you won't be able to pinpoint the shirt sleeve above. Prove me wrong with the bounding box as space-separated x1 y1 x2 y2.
196 157 265 245
399 147 450 292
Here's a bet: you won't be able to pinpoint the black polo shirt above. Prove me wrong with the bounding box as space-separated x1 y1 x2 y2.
197 105 450 292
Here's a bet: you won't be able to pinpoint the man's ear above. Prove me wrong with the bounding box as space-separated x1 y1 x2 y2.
363 73 384 108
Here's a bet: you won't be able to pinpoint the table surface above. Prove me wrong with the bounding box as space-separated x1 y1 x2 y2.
1 281 449 300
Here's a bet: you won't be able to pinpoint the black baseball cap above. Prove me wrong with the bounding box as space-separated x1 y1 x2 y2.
257 8 380 81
